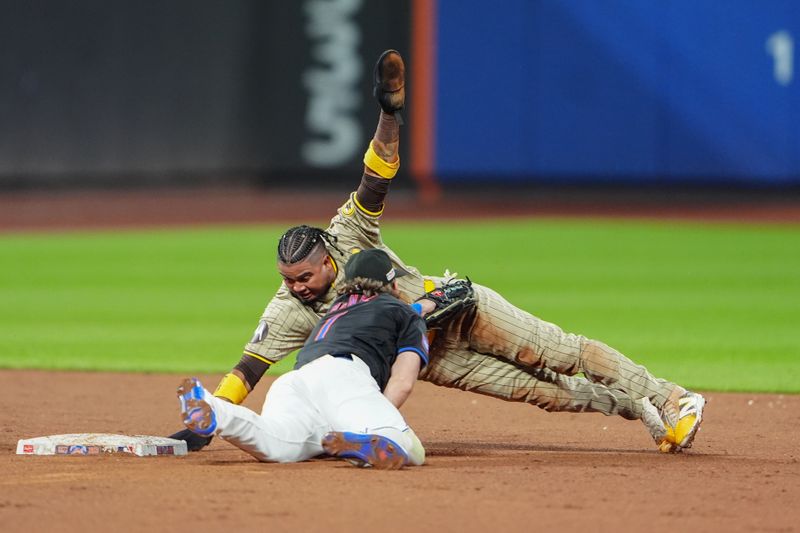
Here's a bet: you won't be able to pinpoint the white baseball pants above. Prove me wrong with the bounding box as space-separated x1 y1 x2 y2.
203 354 425 465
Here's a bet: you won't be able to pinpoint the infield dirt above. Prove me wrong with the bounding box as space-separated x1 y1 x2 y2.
1 370 798 533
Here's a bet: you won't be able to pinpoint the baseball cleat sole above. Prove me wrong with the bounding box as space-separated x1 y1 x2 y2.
177 378 217 437
322 431 407 470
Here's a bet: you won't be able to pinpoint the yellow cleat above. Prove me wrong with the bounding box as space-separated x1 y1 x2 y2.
658 440 679 454
659 390 706 452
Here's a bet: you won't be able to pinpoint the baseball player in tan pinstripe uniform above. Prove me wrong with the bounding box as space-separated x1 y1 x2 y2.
171 49 705 455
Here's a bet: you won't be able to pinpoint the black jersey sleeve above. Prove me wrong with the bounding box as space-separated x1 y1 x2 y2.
396 307 429 367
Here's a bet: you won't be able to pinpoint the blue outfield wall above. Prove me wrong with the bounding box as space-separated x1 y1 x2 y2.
434 1 800 184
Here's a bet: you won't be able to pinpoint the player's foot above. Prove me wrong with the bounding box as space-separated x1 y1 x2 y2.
373 50 405 121
659 388 706 453
321 431 408 470
640 397 677 453
177 378 218 437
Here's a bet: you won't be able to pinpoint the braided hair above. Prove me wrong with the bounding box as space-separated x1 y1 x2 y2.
277 225 342 264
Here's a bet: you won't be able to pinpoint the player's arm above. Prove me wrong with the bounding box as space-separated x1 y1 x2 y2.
328 136 397 250
214 351 273 403
216 296 316 403
352 50 404 216
331 127 399 246
329 56 404 248
384 309 428 408
383 351 422 409
354 134 399 217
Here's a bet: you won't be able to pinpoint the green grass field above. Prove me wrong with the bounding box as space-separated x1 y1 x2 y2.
1 219 798 392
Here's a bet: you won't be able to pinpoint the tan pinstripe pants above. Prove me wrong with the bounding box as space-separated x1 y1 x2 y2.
419 283 676 419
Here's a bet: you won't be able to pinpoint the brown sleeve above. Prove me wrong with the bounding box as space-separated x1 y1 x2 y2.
355 173 392 214
234 353 271 390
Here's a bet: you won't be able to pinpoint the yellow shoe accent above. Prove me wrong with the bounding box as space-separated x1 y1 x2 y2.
656 426 679 453
658 439 679 454
673 413 698 446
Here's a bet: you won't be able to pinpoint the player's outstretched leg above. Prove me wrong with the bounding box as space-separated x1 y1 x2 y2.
658 389 706 453
177 377 218 436
322 431 408 470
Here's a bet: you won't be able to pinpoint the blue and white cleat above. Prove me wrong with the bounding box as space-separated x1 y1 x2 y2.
177 378 217 437
322 431 408 470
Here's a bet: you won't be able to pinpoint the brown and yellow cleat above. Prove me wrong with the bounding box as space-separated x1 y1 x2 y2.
658 389 707 453
373 49 405 124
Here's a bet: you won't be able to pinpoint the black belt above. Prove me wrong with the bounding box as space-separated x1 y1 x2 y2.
330 353 353 360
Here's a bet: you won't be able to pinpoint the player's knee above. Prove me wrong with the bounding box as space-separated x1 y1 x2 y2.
579 339 619 383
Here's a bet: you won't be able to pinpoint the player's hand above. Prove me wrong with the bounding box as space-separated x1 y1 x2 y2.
419 278 476 328
168 428 214 451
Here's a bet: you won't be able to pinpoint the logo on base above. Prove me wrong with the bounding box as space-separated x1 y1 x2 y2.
55 445 100 455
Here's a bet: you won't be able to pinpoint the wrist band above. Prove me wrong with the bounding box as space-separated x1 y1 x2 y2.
213 373 248 405
363 141 399 179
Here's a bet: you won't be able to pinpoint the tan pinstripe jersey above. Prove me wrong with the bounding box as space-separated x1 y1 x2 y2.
242 192 427 366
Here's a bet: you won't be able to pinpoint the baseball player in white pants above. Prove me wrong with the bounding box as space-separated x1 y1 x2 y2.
177 249 428 469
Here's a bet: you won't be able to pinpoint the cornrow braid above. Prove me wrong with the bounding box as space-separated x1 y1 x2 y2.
277 225 342 264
